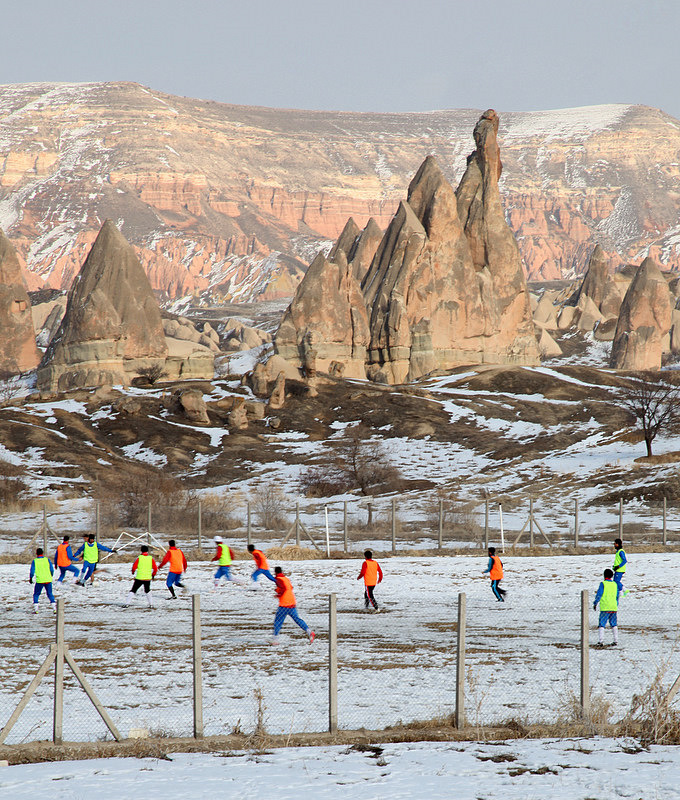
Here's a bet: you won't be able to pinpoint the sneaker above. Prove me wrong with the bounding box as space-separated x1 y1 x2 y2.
51 604 57 614
308 630 315 644
623 589 630 597
271 636 280 645
595 642 605 648
33 606 39 614
609 642 618 647
169 595 177 600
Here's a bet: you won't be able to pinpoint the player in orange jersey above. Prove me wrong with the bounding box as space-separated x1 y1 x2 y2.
158 540 188 599
357 549 383 610
272 566 314 644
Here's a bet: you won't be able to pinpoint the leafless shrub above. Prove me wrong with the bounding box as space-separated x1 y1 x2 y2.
251 485 289 531
107 471 189 529
137 363 168 385
298 464 350 497
619 371 680 457
0 459 29 510
334 427 402 495
621 658 680 745
0 371 23 403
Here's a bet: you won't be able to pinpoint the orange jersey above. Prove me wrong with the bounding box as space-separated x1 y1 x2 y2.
252 549 269 570
358 559 383 586
489 555 503 580
56 543 71 567
275 574 296 606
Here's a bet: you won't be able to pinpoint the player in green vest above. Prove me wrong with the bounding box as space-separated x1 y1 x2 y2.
29 547 56 614
74 533 115 586
124 545 158 608
593 568 621 647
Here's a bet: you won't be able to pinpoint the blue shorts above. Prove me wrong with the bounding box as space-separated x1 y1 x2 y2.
215 565 231 580
599 611 617 628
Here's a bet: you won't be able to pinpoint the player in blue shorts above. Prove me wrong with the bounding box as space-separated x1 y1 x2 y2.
593 568 621 648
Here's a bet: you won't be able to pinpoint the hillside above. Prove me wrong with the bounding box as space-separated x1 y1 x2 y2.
1 82 680 302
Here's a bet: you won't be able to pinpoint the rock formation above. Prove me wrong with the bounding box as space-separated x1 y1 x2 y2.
268 372 286 410
37 220 169 391
275 111 540 383
610 257 672 370
574 245 609 308
0 230 40 375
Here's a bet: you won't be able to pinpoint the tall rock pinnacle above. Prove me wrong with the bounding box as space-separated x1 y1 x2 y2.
37 220 168 391
0 229 40 375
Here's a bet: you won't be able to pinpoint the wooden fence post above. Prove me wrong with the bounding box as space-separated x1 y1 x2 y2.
455 592 466 729
618 498 623 539
343 501 348 553
193 594 203 738
391 498 396 554
53 598 65 744
147 503 151 545
329 593 338 734
197 499 202 552
484 499 489 550
529 498 534 549
574 498 579 548
438 499 443 551
43 504 48 554
247 501 251 547
581 589 590 717
663 497 667 546
96 502 100 540
295 502 300 546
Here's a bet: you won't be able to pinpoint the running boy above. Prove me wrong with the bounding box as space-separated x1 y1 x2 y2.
612 538 628 594
248 544 276 583
74 533 115 586
272 566 314 643
593 568 621 647
357 550 383 610
482 547 506 602
211 536 242 587
158 539 188 599
124 545 158 608
54 535 79 583
29 547 56 613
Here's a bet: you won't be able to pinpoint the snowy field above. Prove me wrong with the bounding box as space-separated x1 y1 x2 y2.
1 553 679 744
2 738 680 800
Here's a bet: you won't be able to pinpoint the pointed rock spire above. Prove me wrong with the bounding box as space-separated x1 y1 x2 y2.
0 229 40 375
37 220 168 391
574 245 610 308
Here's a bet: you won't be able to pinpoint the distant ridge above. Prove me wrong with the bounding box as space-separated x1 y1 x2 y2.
0 81 679 303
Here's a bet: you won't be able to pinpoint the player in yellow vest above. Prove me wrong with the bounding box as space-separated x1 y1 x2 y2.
74 533 115 586
29 547 56 614
123 545 158 608
593 568 621 647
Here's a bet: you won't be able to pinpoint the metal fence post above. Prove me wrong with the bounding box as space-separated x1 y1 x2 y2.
53 598 65 744
295 502 300 546
438 499 443 551
247 501 251 546
192 594 203 738
147 502 152 545
343 501 348 553
618 498 623 539
529 498 534 549
484 499 489 550
663 497 667 546
43 504 48 554
96 502 100 540
329 593 338 734
391 498 396 554
574 498 579 548
197 499 202 552
581 589 590 717
455 592 466 729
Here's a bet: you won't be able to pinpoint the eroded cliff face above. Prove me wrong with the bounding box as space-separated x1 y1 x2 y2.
1 83 680 302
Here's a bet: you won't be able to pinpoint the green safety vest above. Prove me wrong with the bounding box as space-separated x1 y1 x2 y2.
136 553 153 580
83 541 99 564
600 580 618 612
219 545 232 566
33 557 52 584
613 549 627 573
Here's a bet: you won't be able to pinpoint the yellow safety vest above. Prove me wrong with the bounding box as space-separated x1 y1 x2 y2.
613 549 627 573
33 557 53 584
219 545 232 566
83 541 99 564
136 553 153 580
600 581 618 612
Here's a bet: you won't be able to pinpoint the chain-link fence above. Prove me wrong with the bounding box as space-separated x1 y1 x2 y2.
1 554 678 744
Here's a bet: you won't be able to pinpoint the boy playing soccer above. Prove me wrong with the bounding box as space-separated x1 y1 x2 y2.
357 550 383 610
248 544 276 583
272 566 314 644
613 538 628 595
593 568 621 647
29 547 56 613
482 547 506 602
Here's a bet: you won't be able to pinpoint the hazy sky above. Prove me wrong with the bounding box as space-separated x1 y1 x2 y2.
4 0 680 118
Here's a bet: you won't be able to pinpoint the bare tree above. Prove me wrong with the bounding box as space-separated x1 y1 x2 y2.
334 425 402 495
0 370 23 403
619 372 680 457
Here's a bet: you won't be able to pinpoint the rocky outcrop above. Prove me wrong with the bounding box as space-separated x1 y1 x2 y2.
37 220 168 391
274 221 372 378
267 372 286 410
360 112 538 383
575 245 609 308
176 388 210 424
0 230 40 375
610 257 672 370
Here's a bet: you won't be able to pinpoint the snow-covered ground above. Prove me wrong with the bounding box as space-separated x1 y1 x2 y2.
2 738 680 800
1 554 678 745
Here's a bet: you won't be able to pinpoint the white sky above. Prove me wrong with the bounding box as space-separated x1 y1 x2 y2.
3 1 680 117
